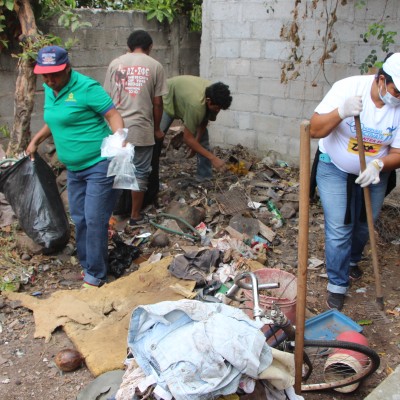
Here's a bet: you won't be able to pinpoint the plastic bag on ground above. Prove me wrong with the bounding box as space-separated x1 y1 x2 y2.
0 155 70 250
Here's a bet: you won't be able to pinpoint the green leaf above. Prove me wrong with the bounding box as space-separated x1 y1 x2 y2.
71 20 79 32
5 0 14 11
357 319 373 326
146 10 157 20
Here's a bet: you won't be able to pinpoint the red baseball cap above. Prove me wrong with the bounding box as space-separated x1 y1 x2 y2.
34 46 69 74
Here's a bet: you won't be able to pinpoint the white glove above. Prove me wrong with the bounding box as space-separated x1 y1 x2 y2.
337 96 363 119
355 159 383 187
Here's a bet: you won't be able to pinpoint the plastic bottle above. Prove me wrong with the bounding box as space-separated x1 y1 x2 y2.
266 200 284 228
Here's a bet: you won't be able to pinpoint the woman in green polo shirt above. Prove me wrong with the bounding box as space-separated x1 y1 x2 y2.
26 46 125 288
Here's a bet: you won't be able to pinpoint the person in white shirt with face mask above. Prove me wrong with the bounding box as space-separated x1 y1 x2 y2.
309 52 400 310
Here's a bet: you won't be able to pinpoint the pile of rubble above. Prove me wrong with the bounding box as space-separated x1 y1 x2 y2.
105 136 312 296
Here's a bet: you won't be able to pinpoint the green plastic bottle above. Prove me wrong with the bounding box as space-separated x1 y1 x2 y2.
266 200 284 228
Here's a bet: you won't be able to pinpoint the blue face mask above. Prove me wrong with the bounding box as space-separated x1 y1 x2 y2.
379 81 400 107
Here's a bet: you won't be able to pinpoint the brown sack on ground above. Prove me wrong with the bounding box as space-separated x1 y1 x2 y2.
3 257 195 377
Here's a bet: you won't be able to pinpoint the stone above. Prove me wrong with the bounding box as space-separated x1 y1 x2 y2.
165 201 205 229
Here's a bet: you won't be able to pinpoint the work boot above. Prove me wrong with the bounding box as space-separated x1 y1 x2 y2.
326 291 345 310
349 265 363 281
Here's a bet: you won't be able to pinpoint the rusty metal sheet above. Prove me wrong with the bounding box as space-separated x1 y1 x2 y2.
215 188 250 215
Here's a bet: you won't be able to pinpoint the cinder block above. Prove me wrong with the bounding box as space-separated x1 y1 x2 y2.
303 100 319 120
288 80 325 102
85 29 118 48
226 59 251 76
268 0 299 19
130 11 148 27
258 95 273 114
253 114 281 134
242 3 272 21
224 127 256 148
210 2 241 21
252 20 283 40
208 124 226 145
264 41 292 60
280 116 301 138
216 110 237 128
222 21 251 39
251 59 281 79
259 79 287 98
272 98 304 119
257 130 289 158
215 41 240 58
238 77 261 95
105 10 134 28
237 112 253 130
73 9 106 28
206 58 227 76
230 94 259 112
210 21 223 38
287 136 301 160
240 41 262 59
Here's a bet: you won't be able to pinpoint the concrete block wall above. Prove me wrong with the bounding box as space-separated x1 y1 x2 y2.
0 10 200 138
200 0 400 165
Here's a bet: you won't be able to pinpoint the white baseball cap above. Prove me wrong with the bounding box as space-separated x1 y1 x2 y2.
382 53 400 91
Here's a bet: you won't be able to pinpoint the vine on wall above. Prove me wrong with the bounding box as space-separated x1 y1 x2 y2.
276 0 397 85
279 0 345 85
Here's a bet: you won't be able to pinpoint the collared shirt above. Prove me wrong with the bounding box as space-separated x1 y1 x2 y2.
43 69 114 171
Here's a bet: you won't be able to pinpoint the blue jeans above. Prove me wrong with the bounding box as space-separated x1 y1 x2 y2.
132 145 153 191
67 160 118 286
161 112 213 180
316 159 389 294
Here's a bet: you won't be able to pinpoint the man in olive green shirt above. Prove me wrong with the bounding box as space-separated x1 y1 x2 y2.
145 75 232 205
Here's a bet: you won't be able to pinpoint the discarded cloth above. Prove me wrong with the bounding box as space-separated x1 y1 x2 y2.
262 382 304 400
258 347 295 390
127 299 273 400
168 249 221 284
115 360 145 400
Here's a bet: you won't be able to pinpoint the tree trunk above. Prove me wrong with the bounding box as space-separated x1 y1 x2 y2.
7 0 39 156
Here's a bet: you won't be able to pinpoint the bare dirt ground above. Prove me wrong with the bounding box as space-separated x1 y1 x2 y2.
1 143 400 400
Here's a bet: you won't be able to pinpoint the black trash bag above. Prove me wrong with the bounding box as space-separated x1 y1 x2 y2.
0 155 70 251
108 234 141 278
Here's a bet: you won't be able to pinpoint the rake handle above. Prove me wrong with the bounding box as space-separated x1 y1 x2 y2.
354 116 384 309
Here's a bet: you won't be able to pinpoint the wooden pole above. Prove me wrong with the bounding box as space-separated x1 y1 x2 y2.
295 120 311 393
354 116 384 310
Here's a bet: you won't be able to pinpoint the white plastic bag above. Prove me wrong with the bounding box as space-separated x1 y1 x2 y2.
101 128 128 158
107 144 139 190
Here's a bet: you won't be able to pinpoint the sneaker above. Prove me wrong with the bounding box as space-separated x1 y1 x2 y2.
82 282 98 289
128 215 148 227
326 291 345 310
195 175 213 183
82 281 105 289
349 265 363 281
